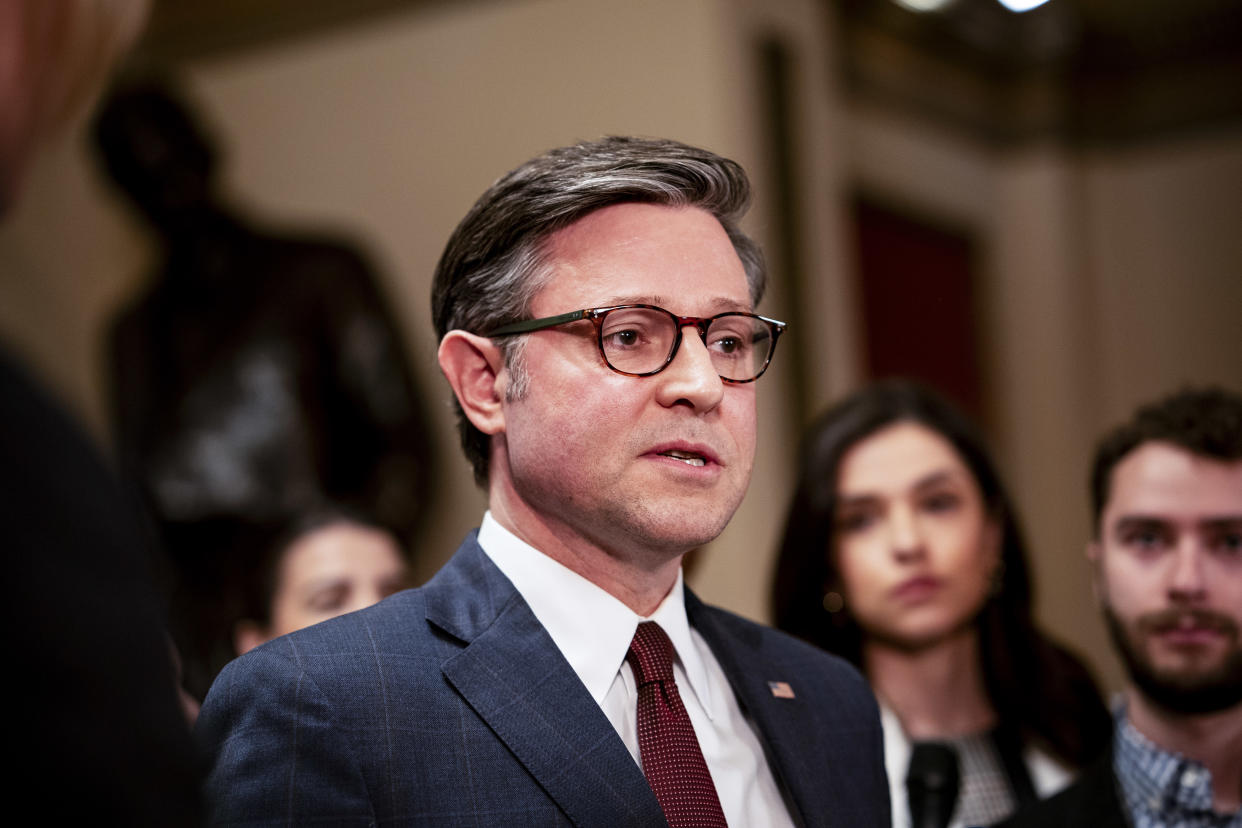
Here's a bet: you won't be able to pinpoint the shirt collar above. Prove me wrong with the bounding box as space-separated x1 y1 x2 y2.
477 511 716 718
1114 703 1225 821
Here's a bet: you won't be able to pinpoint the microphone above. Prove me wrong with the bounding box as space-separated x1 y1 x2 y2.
906 742 960 828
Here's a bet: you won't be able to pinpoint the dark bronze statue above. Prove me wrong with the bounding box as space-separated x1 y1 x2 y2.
93 78 434 697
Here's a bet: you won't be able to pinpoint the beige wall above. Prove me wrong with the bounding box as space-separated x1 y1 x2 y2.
848 104 1242 691
1 0 1239 689
1085 134 1242 423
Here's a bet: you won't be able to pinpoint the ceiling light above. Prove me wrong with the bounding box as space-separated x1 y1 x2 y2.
996 0 1052 11
892 0 955 12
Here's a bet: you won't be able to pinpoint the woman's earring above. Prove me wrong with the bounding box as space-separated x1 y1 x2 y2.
822 591 845 613
988 559 1006 597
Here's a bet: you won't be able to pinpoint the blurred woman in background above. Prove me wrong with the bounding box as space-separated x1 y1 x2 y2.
232 508 413 655
772 380 1110 828
175 507 413 702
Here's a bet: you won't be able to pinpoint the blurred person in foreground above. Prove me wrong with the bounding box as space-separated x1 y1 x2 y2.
772 380 1111 828
197 136 890 826
0 0 202 822
1002 387 1242 827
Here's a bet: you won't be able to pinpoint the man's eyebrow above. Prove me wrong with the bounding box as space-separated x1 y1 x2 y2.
1199 516 1242 531
1112 515 1172 532
596 295 753 313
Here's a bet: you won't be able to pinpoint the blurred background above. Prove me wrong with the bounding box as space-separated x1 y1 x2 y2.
1 0 1239 694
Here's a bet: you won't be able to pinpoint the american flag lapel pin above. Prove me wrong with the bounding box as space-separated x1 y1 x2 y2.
768 681 795 699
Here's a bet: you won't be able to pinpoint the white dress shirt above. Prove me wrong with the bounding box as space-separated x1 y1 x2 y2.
478 512 795 827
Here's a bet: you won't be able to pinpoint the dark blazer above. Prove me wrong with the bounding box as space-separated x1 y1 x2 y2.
198 534 890 826
0 347 202 824
998 749 1128 828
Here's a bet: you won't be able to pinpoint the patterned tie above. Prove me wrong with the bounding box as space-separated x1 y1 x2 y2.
626 621 728 827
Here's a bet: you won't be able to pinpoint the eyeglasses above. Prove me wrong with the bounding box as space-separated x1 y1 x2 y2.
484 304 786 383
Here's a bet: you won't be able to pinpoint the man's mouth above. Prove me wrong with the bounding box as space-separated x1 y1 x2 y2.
658 449 707 467
1144 609 1238 640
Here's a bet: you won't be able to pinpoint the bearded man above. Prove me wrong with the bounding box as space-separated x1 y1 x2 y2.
1003 387 1242 828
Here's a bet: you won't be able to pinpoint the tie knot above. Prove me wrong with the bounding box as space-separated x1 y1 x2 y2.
627 621 675 686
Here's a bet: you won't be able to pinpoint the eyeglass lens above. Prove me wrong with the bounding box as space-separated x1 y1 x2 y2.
598 307 774 381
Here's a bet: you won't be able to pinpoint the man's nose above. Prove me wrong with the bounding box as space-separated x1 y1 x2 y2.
1168 539 1208 603
653 327 725 411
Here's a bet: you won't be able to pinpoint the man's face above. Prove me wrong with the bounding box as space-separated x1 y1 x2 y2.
495 202 758 561
1091 441 1242 714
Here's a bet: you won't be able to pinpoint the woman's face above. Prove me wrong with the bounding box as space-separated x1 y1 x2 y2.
833 421 1000 652
243 522 410 650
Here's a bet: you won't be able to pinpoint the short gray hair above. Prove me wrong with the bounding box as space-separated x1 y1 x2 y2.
431 136 766 486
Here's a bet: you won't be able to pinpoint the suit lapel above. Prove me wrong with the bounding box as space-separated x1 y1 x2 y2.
688 591 853 828
425 537 665 828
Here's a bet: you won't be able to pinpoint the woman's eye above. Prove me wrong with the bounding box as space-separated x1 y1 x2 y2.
307 584 348 613
837 511 876 533
380 574 413 598
922 492 960 513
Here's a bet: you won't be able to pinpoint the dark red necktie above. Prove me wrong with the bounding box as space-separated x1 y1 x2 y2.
627 621 728 827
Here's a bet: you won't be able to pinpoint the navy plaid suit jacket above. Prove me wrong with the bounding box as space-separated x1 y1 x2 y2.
197 533 890 826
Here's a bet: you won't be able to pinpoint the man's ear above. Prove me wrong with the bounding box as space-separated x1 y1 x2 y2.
1086 540 1104 604
438 330 507 436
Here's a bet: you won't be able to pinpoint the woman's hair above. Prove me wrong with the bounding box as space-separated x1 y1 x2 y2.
771 379 1110 768
235 505 407 630
172 506 406 701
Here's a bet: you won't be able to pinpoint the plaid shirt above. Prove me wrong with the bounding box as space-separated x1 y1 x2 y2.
1114 709 1242 828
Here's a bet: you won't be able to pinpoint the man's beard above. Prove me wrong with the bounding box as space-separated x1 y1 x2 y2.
1103 603 1242 715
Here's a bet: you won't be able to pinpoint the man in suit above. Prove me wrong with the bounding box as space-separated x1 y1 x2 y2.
197 136 890 826
1002 387 1242 828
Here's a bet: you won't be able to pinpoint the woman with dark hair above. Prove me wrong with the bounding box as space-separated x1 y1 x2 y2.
232 508 413 656
772 380 1110 828
172 507 414 703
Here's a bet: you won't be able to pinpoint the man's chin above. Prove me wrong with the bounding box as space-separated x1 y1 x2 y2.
1104 606 1242 715
1131 664 1242 715
589 502 732 563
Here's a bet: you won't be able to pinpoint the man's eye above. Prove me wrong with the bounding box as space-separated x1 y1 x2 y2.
1121 528 1167 550
1210 530 1242 557
707 324 753 357
603 328 643 348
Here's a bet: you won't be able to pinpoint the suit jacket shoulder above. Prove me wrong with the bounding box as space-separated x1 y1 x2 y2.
998 751 1128 828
